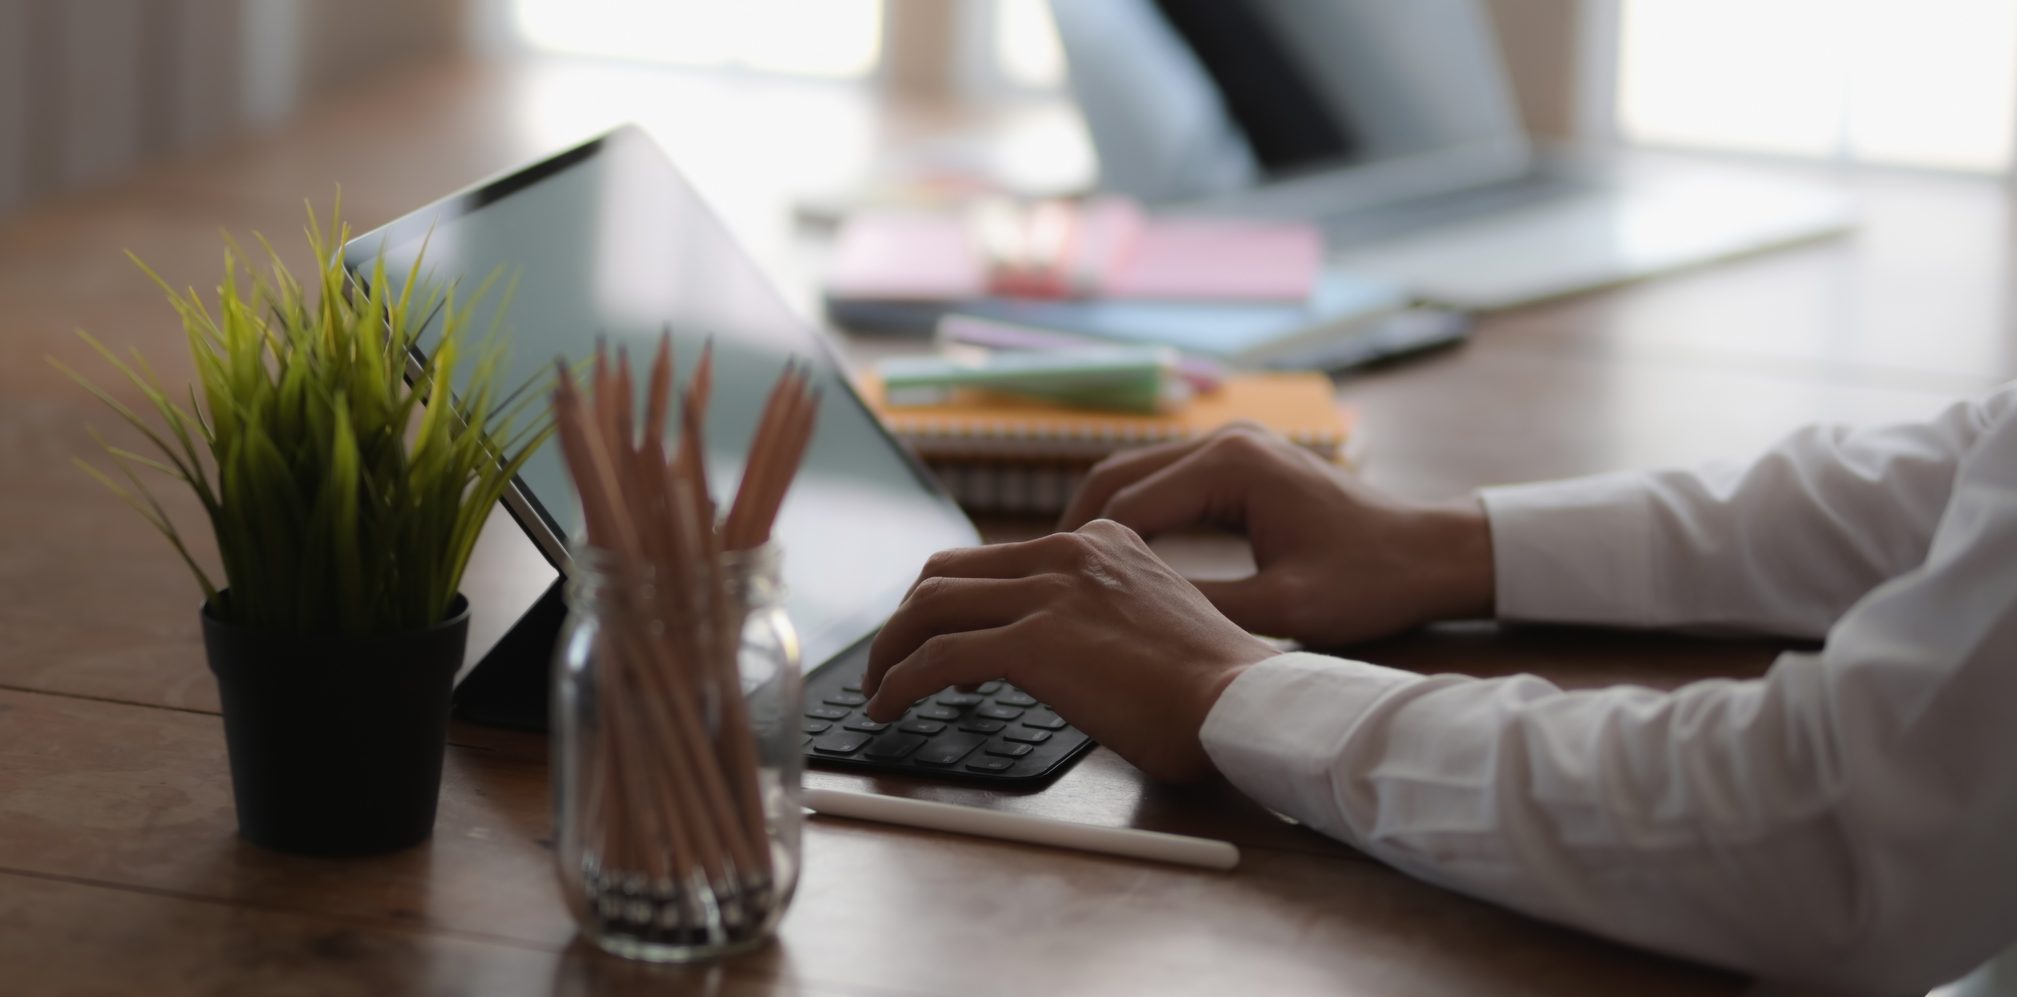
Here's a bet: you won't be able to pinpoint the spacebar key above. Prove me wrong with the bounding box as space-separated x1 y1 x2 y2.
811 731 872 756
910 734 983 766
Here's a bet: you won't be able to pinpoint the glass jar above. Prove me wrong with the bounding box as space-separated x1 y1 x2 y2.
552 542 803 962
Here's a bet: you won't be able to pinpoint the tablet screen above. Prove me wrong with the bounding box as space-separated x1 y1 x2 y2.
345 127 979 673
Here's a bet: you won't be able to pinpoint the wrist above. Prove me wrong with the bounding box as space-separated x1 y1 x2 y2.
1408 496 1496 622
1190 637 1277 752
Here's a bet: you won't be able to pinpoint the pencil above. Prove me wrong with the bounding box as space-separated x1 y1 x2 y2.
549 341 821 915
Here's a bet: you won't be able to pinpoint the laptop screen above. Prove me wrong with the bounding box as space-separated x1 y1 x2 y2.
1051 0 1525 204
1147 0 1358 176
344 126 980 673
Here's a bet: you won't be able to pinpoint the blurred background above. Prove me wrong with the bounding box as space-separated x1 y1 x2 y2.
7 0 2016 424
8 0 2017 223
10 0 2014 751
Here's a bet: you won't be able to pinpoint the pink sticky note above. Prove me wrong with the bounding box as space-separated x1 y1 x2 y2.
1105 219 1324 301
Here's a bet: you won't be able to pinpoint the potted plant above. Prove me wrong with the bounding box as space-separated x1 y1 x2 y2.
54 202 550 854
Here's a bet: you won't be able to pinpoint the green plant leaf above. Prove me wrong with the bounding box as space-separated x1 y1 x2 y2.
60 201 553 636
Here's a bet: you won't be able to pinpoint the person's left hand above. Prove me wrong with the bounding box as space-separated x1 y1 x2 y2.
860 519 1280 782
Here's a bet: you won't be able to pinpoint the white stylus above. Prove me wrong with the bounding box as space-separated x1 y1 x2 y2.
801 787 1241 871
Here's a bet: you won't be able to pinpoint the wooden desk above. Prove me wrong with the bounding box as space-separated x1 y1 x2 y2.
2 59 2007 996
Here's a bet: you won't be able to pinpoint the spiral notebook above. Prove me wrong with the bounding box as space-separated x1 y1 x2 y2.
856 371 1356 513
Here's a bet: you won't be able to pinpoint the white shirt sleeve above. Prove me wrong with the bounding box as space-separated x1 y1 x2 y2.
1481 391 2014 638
1200 385 2017 994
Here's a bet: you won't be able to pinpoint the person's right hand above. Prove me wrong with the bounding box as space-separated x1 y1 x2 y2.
1058 423 1495 646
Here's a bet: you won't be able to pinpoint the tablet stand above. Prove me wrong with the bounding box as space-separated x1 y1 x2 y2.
451 578 564 730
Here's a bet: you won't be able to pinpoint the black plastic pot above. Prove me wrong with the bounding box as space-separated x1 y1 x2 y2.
201 595 470 855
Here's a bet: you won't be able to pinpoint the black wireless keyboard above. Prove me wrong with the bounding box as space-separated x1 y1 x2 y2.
800 637 1094 784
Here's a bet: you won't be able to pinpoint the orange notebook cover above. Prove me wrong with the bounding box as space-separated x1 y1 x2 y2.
856 370 1353 463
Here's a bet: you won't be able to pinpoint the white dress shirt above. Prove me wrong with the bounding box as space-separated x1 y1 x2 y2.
1200 385 2017 995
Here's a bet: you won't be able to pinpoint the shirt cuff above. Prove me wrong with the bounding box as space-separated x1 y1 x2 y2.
1480 472 1660 626
1200 651 1426 846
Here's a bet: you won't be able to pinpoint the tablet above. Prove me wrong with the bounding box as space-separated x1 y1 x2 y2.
343 126 979 689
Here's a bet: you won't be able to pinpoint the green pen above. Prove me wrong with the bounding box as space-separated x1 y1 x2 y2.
877 346 1188 414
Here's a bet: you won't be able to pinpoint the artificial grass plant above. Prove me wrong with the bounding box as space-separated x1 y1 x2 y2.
53 200 552 635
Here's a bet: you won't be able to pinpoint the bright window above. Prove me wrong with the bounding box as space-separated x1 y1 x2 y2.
995 0 1066 90
1617 0 2017 172
511 0 884 78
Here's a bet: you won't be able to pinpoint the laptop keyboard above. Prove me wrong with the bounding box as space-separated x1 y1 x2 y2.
800 649 1094 783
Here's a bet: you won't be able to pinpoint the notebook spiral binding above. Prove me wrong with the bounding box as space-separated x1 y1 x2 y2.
863 371 1358 515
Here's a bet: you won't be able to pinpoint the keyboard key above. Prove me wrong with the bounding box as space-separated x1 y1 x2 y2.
802 720 832 735
840 676 864 693
1003 728 1052 745
844 718 891 733
825 691 868 707
958 718 1006 734
1021 711 1068 730
806 705 849 721
911 734 984 766
984 741 1033 758
898 719 946 736
811 731 872 755
915 705 961 722
995 691 1038 708
863 734 927 760
935 692 983 707
976 681 1004 695
965 756 1015 773
975 704 1024 721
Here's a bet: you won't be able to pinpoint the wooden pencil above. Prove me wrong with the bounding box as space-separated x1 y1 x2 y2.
558 363 732 886
591 355 752 886
556 374 693 876
550 342 821 915
610 346 767 881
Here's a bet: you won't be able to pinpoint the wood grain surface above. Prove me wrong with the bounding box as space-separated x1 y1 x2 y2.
4 56 2011 996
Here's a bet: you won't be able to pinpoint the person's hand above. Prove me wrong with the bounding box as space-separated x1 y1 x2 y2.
1058 423 1494 647
861 520 1279 782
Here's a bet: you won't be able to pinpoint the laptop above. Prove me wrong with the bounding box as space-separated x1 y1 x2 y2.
343 126 1095 784
1050 0 1855 310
